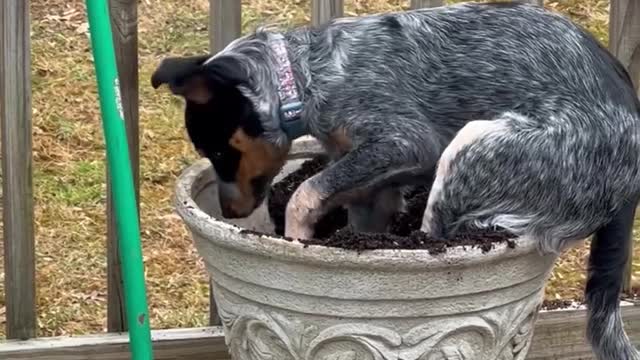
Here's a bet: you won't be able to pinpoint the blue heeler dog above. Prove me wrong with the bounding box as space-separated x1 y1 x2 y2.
151 2 640 358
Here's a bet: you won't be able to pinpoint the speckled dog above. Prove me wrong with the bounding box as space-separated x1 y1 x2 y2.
152 2 640 358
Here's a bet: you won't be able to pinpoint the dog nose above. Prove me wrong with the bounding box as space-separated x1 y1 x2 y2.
218 181 244 218
220 203 241 219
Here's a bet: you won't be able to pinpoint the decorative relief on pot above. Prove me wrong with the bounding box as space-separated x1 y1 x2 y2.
306 324 402 359
306 320 496 360
496 305 540 360
214 286 543 360
217 294 319 360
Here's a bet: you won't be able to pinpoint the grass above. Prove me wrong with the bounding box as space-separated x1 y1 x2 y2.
0 0 626 338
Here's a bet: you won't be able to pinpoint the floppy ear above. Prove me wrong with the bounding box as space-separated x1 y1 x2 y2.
151 55 213 104
151 55 251 104
204 56 251 88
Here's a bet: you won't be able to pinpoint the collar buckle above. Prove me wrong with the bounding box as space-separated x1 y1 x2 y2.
279 101 305 139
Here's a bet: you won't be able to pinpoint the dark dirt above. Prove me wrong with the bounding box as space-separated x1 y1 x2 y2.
536 288 640 311
540 289 640 310
301 228 515 255
267 155 349 239
541 299 578 310
266 155 516 253
621 287 640 302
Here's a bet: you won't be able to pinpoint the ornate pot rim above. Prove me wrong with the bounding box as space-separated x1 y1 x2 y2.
174 137 540 271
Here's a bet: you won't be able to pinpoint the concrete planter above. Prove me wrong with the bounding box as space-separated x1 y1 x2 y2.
175 137 557 360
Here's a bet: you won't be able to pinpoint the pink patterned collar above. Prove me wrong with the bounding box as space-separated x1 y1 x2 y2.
270 34 306 139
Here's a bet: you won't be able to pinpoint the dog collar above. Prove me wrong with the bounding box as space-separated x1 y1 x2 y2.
270 34 307 140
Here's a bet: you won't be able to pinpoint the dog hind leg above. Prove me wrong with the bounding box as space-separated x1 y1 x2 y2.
420 112 640 359
420 112 635 254
421 119 508 238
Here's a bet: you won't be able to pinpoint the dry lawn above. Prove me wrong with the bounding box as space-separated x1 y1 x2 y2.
0 0 628 338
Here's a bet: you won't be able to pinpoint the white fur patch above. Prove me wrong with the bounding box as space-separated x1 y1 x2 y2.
421 119 508 233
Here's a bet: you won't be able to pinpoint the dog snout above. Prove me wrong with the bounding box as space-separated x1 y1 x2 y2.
219 196 254 218
218 181 255 218
220 202 243 219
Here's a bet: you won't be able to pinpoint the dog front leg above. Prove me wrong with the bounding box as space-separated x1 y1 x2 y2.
285 173 327 240
285 142 430 240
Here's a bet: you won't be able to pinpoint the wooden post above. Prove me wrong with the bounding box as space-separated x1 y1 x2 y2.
516 0 544 6
1 0 36 340
410 0 444 9
411 0 542 9
207 0 242 325
312 0 344 26
610 0 640 93
106 0 140 332
610 0 640 294
209 0 241 53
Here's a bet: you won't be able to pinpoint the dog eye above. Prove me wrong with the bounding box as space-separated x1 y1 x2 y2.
211 151 222 160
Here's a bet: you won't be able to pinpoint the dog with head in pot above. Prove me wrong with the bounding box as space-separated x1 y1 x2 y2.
152 2 640 358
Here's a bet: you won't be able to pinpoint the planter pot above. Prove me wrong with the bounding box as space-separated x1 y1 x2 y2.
175 137 558 360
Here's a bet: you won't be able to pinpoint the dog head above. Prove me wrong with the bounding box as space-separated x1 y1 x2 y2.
151 55 288 218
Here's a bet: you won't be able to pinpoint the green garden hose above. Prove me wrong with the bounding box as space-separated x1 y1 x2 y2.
85 0 154 358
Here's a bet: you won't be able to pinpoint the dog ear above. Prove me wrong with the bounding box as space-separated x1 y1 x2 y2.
151 55 214 104
204 56 251 89
151 55 250 105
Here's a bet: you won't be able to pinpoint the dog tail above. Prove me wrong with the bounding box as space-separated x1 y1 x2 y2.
585 199 640 360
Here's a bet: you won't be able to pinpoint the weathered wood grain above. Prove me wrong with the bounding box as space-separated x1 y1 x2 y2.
516 0 544 6
1 0 36 340
3 306 640 359
527 305 640 359
106 0 140 333
410 0 444 8
0 327 230 360
411 0 542 9
609 0 639 92
411 0 544 9
209 0 241 53
312 0 344 26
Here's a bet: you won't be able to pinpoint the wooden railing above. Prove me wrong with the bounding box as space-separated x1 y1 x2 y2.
1 0 35 342
1 0 639 345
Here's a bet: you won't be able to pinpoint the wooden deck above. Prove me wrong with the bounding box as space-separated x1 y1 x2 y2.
1 1 639 359
3 305 640 360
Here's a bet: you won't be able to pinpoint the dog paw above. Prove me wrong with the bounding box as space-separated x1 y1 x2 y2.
284 221 315 241
284 178 324 240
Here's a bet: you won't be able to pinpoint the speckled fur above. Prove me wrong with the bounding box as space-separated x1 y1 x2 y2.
158 2 640 358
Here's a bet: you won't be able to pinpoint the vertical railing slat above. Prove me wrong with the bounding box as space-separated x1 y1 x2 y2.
410 0 444 9
609 0 640 94
1 0 36 340
411 1 543 8
517 0 545 6
106 0 140 332
208 0 242 325
609 0 640 294
312 0 344 26
209 0 242 53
